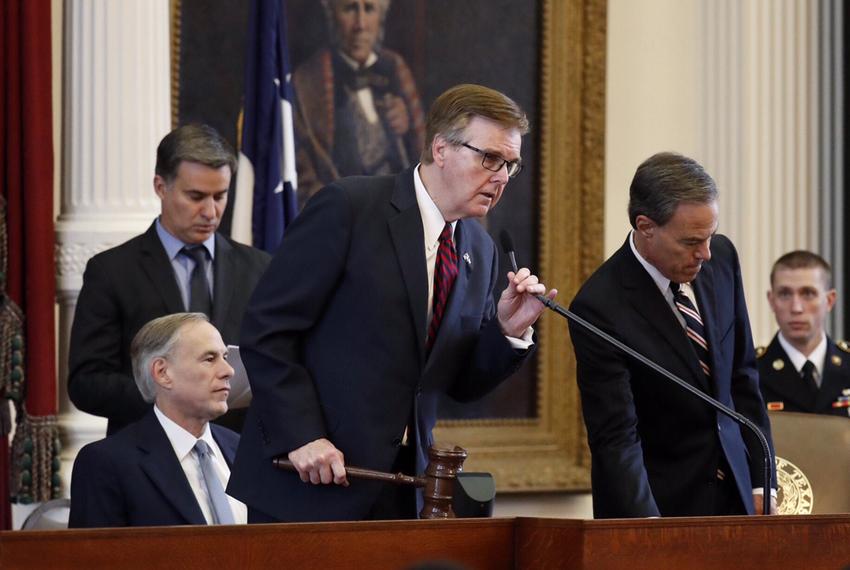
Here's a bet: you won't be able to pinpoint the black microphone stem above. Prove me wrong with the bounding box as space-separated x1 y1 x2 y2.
505 246 772 515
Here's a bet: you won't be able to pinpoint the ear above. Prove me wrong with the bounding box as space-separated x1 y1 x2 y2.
431 135 450 168
634 214 656 238
153 175 168 200
826 288 838 312
766 289 776 310
151 356 172 390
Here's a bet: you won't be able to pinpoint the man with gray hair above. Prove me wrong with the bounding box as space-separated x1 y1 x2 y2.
293 0 425 206
569 152 776 518
68 124 270 436
69 313 246 527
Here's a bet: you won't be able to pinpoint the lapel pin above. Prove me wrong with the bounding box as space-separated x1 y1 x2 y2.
463 252 472 267
832 355 842 366
767 402 784 411
772 359 785 371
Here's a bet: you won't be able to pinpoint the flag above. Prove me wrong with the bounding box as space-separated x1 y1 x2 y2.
232 0 298 253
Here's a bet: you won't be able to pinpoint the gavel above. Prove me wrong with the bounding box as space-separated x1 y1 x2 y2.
273 443 468 519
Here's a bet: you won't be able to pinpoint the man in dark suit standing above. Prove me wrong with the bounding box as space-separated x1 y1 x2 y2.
758 250 850 417
569 152 776 518
70 313 245 527
68 124 269 435
229 84 555 522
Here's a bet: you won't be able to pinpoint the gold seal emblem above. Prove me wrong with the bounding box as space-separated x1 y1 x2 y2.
775 456 814 515
832 354 842 366
772 359 785 371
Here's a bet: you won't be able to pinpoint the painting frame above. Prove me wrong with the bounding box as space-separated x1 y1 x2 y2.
170 0 607 492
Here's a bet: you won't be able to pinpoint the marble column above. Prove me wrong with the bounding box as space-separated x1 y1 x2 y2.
698 0 842 344
54 0 171 495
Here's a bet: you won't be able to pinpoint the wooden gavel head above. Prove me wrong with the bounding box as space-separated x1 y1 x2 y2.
419 443 468 519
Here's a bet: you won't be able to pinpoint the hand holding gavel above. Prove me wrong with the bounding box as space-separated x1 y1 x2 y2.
274 442 469 519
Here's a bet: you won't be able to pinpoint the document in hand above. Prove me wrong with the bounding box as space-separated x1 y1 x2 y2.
226 345 253 409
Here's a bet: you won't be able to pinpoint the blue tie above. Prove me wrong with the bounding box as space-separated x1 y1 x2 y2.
672 283 711 378
194 440 235 525
182 246 212 317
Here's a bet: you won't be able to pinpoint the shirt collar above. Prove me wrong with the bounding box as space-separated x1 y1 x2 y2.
777 332 827 374
155 218 216 261
337 49 378 71
414 165 456 251
629 231 674 295
153 405 216 461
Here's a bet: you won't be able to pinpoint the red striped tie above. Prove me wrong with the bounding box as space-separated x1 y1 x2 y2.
427 223 458 352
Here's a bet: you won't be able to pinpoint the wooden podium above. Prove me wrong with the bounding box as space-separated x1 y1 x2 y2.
2 516 850 569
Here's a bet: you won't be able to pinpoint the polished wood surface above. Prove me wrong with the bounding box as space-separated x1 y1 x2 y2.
0 519 514 570
516 515 850 569
3 515 850 569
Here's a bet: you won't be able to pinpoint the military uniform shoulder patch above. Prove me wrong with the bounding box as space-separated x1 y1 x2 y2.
755 346 767 358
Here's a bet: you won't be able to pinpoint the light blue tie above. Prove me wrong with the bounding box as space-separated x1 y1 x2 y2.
194 440 235 525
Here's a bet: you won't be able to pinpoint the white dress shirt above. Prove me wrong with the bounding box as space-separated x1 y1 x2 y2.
153 406 247 524
778 332 827 387
413 166 533 348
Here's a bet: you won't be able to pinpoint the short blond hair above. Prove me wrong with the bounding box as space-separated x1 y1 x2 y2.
420 84 529 164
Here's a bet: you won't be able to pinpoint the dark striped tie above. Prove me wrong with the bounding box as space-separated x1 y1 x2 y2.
426 223 458 353
672 283 711 378
182 246 213 318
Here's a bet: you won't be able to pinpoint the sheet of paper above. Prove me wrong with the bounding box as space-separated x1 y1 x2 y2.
226 345 252 409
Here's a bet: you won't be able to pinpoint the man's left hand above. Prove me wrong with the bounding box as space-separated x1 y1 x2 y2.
752 492 778 515
497 268 557 338
382 94 410 135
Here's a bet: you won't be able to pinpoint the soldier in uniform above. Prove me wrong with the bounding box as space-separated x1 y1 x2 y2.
758 250 850 416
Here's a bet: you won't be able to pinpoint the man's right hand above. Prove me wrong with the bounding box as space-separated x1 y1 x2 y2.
287 438 349 486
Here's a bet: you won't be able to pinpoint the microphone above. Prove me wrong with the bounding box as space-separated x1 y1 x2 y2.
499 230 773 515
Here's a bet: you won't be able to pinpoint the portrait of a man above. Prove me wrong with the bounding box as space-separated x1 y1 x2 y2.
292 0 426 207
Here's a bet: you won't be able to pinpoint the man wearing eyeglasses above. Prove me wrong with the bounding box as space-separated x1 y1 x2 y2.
229 83 556 522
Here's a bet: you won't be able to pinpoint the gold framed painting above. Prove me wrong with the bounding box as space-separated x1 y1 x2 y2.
171 0 606 492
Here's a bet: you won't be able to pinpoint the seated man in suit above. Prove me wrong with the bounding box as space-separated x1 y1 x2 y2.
758 250 850 416
69 313 246 527
68 124 270 435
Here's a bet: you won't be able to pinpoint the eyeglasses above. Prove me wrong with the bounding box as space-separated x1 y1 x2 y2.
459 142 523 178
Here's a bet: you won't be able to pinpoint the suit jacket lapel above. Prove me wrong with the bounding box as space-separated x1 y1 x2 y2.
136 411 206 525
617 242 707 390
140 223 185 314
212 234 235 332
211 425 237 467
388 170 428 366
816 341 847 411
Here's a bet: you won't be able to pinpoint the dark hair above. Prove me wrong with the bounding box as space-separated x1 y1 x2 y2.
770 250 833 289
420 84 529 164
628 152 718 228
155 124 237 184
